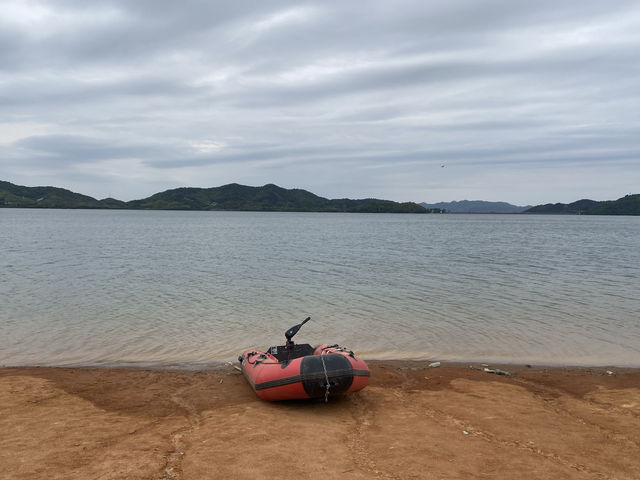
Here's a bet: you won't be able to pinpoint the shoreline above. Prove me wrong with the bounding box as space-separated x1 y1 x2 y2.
2 357 638 372
2 361 639 479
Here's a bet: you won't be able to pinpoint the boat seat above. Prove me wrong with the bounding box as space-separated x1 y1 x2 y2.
267 343 315 362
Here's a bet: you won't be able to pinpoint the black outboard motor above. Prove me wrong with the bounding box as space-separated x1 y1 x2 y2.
266 317 314 363
275 317 311 362
285 316 310 346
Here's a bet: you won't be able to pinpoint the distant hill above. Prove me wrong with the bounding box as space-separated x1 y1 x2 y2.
525 195 640 215
127 183 428 213
584 194 640 215
420 200 531 213
0 180 108 209
0 180 427 213
524 199 599 214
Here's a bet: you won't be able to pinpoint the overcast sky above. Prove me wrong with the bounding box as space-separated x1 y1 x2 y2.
1 0 639 204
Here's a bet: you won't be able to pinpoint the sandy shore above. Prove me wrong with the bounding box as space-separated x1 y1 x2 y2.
1 361 639 480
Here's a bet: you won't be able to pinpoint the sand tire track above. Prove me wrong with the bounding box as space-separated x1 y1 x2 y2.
347 393 403 480
159 387 204 480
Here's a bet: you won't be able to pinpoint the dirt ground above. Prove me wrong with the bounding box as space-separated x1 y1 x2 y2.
1 361 639 480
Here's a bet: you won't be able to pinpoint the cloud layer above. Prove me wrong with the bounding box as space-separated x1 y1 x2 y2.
2 0 639 203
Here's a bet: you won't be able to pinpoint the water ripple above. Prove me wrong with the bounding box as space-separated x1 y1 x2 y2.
1 210 640 366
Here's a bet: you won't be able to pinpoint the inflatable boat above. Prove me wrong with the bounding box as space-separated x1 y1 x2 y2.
238 317 370 401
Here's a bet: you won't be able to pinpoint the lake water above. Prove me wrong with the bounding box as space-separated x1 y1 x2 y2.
1 209 639 367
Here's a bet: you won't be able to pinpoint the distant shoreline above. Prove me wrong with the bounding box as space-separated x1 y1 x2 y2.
4 204 636 214
1 180 433 213
3 179 638 214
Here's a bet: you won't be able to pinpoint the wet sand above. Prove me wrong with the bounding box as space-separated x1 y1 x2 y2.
1 362 639 480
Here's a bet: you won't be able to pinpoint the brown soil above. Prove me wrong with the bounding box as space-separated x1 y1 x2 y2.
1 362 639 479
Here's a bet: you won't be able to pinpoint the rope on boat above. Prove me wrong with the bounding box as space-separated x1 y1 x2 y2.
320 351 330 403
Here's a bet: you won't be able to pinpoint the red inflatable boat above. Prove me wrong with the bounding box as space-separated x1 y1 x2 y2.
238 317 370 402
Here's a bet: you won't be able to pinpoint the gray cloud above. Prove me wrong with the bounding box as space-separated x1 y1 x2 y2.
13 135 162 162
1 0 640 204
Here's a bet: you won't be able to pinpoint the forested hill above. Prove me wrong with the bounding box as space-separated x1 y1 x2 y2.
0 181 427 213
128 183 428 212
0 180 125 209
524 194 640 215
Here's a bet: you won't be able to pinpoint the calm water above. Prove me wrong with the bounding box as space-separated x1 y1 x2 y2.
1 209 639 367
